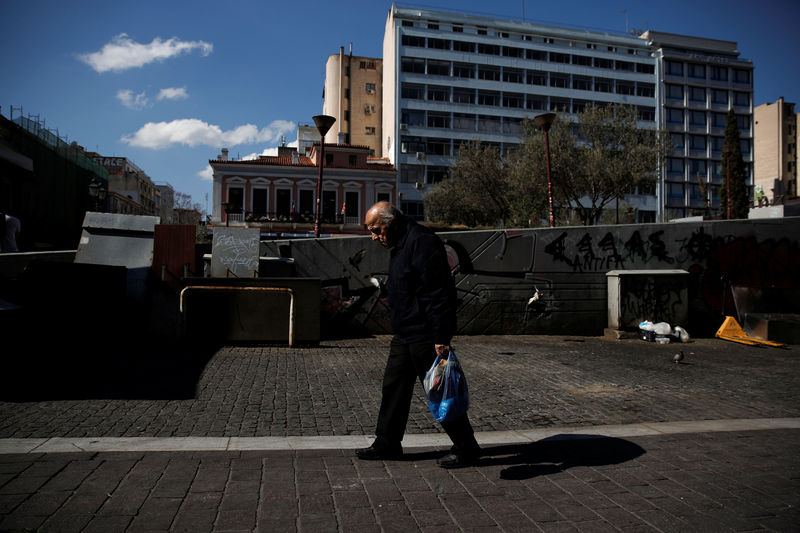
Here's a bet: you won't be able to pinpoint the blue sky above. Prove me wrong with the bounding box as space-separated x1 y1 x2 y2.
2 0 798 213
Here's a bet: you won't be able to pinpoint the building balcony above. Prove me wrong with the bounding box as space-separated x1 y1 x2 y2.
219 211 368 235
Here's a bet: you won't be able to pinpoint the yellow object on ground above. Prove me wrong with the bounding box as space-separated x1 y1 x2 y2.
715 316 787 348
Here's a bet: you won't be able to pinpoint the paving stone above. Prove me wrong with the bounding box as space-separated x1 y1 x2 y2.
220 490 259 512
215 508 256 530
81 514 133 533
1 337 799 532
170 507 216 532
2 337 799 439
38 512 93 533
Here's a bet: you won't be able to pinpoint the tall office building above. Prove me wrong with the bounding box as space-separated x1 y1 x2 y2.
754 97 798 203
381 5 753 222
322 46 383 157
643 31 754 219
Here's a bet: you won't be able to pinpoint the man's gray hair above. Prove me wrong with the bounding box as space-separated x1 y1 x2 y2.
375 203 403 225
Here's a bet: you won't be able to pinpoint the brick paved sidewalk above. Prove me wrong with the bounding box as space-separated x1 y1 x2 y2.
1 428 798 532
1 336 798 439
1 335 798 532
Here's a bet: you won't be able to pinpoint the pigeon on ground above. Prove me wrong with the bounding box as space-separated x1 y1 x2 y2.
673 351 685 364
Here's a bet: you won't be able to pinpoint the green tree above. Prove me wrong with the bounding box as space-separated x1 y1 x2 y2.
506 115 578 226
424 141 510 227
719 109 750 219
567 104 667 225
424 104 668 228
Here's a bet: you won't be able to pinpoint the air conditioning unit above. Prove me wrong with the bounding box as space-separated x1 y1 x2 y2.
415 152 425 160
399 123 408 131
414 182 425 190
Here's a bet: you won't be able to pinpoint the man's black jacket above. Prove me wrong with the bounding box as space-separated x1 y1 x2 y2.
388 217 457 345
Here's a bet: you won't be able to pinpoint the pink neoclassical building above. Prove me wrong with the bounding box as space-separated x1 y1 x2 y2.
210 140 396 236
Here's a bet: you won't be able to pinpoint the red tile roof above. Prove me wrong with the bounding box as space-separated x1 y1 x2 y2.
210 154 396 171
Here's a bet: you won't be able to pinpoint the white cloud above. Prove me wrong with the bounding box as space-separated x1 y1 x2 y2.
197 165 214 181
157 87 188 100
78 33 213 73
241 141 298 160
201 140 299 180
116 89 150 110
121 118 296 149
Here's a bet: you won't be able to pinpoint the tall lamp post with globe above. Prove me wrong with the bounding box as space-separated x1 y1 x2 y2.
313 114 336 238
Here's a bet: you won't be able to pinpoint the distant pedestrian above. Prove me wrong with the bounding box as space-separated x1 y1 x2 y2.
356 202 481 468
0 212 20 253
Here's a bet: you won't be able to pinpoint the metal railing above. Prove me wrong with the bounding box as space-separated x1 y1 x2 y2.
225 211 356 225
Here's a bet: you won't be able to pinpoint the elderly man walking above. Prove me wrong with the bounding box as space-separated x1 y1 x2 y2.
356 202 481 468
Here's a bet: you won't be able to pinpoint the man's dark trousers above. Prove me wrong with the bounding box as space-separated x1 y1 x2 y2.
375 337 478 450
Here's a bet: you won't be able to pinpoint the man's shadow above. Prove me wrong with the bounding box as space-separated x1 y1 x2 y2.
405 434 645 479
490 434 645 480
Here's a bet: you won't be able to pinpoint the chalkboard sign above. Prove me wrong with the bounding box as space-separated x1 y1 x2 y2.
211 227 260 278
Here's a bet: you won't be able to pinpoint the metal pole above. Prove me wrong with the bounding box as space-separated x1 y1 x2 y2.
314 139 325 238
544 129 555 227
726 152 731 219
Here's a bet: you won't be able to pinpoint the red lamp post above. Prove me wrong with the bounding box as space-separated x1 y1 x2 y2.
534 112 557 227
312 114 336 238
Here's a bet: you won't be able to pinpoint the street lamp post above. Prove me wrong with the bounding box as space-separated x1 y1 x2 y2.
88 179 103 212
726 151 731 220
534 112 556 227
221 202 232 227
312 114 336 238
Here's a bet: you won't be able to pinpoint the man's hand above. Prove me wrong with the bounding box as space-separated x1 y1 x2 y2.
435 344 450 357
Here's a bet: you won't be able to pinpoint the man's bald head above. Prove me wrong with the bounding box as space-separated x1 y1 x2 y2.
365 202 403 249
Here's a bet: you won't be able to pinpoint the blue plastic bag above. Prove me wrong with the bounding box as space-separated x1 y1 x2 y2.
423 348 469 423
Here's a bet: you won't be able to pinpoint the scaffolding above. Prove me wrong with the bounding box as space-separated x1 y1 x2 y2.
7 109 108 180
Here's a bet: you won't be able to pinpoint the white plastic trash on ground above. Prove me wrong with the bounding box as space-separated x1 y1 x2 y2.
639 321 691 343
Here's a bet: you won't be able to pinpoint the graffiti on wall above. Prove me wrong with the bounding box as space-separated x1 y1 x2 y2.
618 275 688 326
264 218 800 337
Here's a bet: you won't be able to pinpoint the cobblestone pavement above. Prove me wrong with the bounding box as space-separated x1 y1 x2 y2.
1 335 799 532
0 429 798 532
1 336 799 438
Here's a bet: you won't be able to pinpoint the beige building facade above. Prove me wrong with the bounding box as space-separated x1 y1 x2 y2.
754 97 798 203
88 154 159 216
322 47 383 157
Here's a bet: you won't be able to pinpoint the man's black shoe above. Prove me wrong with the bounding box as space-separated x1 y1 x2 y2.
355 440 403 460
436 447 481 469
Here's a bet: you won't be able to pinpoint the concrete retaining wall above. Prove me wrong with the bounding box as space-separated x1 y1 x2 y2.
264 217 800 338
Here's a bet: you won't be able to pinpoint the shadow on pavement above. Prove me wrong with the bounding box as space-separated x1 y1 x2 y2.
0 334 222 402
481 434 646 480
1 262 359 402
1 271 222 402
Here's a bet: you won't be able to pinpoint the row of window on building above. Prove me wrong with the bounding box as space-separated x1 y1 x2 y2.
665 84 750 107
401 38 654 70
670 133 751 156
666 158 751 180
664 182 737 209
225 185 391 224
665 108 751 131
664 60 751 85
401 84 656 119
401 60 655 94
